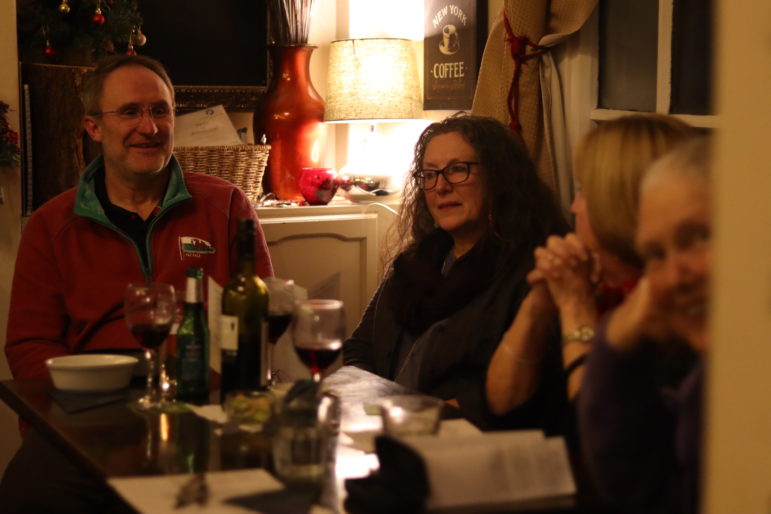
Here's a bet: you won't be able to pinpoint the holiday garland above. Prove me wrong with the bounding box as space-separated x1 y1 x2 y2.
0 102 21 168
17 0 146 64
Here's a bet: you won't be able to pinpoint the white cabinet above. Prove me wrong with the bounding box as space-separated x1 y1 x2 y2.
257 202 399 381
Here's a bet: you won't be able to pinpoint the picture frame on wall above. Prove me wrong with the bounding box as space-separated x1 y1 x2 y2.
137 0 269 112
424 0 488 110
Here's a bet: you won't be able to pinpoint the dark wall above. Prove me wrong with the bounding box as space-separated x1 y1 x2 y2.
137 0 268 87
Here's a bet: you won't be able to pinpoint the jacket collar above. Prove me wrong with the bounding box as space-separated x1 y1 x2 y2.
74 155 192 222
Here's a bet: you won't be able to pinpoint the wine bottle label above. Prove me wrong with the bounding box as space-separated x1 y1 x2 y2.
178 336 205 380
220 315 238 351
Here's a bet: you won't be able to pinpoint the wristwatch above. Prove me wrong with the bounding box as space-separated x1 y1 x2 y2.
562 325 595 345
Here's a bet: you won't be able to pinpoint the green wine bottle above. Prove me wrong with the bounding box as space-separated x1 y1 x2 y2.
176 267 210 403
220 218 269 403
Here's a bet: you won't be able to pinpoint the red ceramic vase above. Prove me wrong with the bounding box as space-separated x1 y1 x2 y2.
254 45 325 202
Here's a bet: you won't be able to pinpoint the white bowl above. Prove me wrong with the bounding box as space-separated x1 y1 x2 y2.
46 354 138 393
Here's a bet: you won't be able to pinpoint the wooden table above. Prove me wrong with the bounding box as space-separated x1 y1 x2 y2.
0 366 408 475
0 367 612 513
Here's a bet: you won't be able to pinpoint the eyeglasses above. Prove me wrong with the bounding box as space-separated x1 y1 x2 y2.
93 105 174 123
413 161 479 191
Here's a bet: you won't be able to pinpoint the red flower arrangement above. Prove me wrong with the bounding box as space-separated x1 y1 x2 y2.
0 102 21 168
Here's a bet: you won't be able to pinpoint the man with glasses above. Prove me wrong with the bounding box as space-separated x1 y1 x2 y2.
1 54 273 512
6 54 273 381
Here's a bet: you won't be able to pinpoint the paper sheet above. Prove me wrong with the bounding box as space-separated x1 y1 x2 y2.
174 105 243 147
399 431 576 509
108 469 283 514
207 277 223 373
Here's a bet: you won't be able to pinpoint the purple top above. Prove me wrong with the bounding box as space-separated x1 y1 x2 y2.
579 317 703 514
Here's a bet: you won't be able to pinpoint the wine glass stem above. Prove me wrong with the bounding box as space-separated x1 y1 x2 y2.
145 348 156 402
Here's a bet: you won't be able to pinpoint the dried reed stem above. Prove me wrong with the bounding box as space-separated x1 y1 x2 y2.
268 0 315 45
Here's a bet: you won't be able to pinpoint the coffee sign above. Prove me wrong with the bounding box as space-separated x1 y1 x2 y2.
424 0 486 110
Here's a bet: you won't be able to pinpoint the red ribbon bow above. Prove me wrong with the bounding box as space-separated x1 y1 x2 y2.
502 12 548 135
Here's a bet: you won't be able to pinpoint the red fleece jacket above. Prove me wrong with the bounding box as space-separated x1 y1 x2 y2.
6 164 273 380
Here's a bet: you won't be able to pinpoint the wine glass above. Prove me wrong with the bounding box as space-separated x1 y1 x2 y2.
291 299 345 383
125 282 176 411
264 277 295 383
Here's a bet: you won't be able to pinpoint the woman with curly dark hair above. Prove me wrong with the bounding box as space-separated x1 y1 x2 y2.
344 113 568 430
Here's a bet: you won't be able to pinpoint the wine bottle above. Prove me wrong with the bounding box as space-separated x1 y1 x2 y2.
220 218 269 403
176 267 210 403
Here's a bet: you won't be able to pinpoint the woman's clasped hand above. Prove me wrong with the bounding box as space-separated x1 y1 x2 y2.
533 233 600 310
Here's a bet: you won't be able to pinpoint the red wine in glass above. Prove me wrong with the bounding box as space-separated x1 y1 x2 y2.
294 339 342 376
267 313 292 344
125 282 176 412
292 299 345 382
130 323 171 350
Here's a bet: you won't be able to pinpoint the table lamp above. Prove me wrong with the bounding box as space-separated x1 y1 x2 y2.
324 38 423 192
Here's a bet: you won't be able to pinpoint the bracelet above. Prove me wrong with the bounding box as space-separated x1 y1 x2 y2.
562 325 595 346
501 343 541 365
564 353 588 378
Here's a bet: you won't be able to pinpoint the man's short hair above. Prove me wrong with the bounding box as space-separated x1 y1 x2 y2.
81 54 175 115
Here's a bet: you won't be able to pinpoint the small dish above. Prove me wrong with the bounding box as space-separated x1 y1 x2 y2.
46 354 138 393
224 390 274 428
344 188 397 204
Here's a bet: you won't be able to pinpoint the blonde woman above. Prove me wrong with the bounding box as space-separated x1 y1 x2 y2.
486 114 695 419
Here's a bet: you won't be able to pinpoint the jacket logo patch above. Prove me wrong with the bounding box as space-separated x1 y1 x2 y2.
179 236 215 258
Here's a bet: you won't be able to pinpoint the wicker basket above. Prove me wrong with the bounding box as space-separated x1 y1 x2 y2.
174 144 270 204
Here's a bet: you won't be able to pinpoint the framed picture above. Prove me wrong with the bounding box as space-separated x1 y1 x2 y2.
138 0 269 112
423 0 487 110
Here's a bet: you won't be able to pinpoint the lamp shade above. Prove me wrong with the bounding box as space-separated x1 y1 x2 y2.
324 38 422 122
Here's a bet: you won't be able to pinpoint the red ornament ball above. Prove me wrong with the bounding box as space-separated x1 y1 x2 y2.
92 12 105 25
126 48 137 56
44 46 55 56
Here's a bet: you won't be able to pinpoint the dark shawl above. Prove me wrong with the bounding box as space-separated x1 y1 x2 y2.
344 230 567 432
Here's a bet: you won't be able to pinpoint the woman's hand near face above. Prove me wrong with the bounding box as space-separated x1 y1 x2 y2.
534 234 599 401
485 280 556 415
534 234 598 323
605 277 673 352
525 269 555 312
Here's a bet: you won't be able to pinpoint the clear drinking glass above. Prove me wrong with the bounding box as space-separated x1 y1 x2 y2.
271 390 340 484
125 282 176 412
379 395 444 438
291 299 345 383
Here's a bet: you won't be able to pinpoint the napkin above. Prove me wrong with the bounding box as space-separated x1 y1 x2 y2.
343 418 481 454
108 469 284 514
187 403 229 424
49 389 128 414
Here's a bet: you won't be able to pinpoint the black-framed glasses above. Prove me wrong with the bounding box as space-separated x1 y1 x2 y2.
93 105 173 123
413 161 479 191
